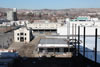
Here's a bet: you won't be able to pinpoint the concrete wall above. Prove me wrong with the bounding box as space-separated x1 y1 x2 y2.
57 22 100 36
27 23 62 29
14 28 30 43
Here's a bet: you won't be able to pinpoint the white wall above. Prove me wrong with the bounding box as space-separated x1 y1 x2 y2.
57 23 100 36
27 23 62 29
14 28 30 43
11 20 29 26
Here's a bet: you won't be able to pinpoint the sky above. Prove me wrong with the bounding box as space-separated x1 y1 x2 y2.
0 0 100 9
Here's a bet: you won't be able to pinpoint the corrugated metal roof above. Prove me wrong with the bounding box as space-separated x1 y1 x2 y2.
39 38 67 44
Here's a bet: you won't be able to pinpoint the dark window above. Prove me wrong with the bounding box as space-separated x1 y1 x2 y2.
64 48 68 52
47 48 54 52
17 37 19 40
25 33 26 35
17 33 19 35
55 48 59 52
79 20 86 21
20 33 23 35
20 37 24 42
39 48 44 52
25 37 26 40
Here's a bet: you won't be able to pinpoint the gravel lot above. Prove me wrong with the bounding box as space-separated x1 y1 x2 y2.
0 32 13 49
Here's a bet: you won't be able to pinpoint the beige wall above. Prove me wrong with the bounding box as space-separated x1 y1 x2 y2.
27 23 62 29
14 28 30 43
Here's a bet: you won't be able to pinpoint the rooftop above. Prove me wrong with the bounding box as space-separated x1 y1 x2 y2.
39 38 67 44
15 27 30 31
38 38 69 48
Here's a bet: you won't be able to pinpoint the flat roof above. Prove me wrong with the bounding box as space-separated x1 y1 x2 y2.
38 38 74 48
39 38 67 44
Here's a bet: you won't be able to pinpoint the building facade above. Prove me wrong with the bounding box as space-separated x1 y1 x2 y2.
27 22 62 29
14 27 32 43
57 17 100 36
7 11 14 21
37 38 74 57
57 22 100 36
7 8 17 21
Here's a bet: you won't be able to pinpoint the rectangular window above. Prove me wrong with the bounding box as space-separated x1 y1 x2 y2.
55 48 59 52
47 48 54 52
20 33 23 35
17 33 19 36
25 33 26 36
39 48 44 52
17 37 19 40
25 37 26 40
20 37 24 42
64 48 68 52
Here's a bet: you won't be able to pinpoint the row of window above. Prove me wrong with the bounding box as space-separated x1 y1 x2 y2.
34 27 56 28
32 24 59 26
39 48 69 52
17 33 27 36
17 37 27 40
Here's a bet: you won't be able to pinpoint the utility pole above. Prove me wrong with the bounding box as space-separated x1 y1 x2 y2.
95 28 97 65
83 27 86 56
75 24 77 56
78 26 80 56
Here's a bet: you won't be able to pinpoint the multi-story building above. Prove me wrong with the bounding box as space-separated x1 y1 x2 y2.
14 27 33 43
37 38 73 57
27 22 61 29
7 8 17 21
13 8 17 21
7 11 14 21
57 16 100 35
27 21 62 32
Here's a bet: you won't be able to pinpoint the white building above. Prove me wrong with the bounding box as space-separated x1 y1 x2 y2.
7 11 14 21
11 20 29 26
0 20 29 27
7 8 17 21
14 27 32 43
70 16 99 21
57 17 100 36
37 38 73 53
57 24 100 36
27 22 62 30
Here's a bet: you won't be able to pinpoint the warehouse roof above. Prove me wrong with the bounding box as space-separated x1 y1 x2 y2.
39 38 67 44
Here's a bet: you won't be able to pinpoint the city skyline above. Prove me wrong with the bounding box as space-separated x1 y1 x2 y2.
0 0 100 9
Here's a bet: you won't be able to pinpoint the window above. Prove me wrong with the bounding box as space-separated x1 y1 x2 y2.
39 48 44 52
55 48 59 52
17 33 19 36
47 48 54 52
17 37 19 40
25 33 26 36
20 37 24 42
64 48 68 52
25 37 26 40
20 33 23 35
